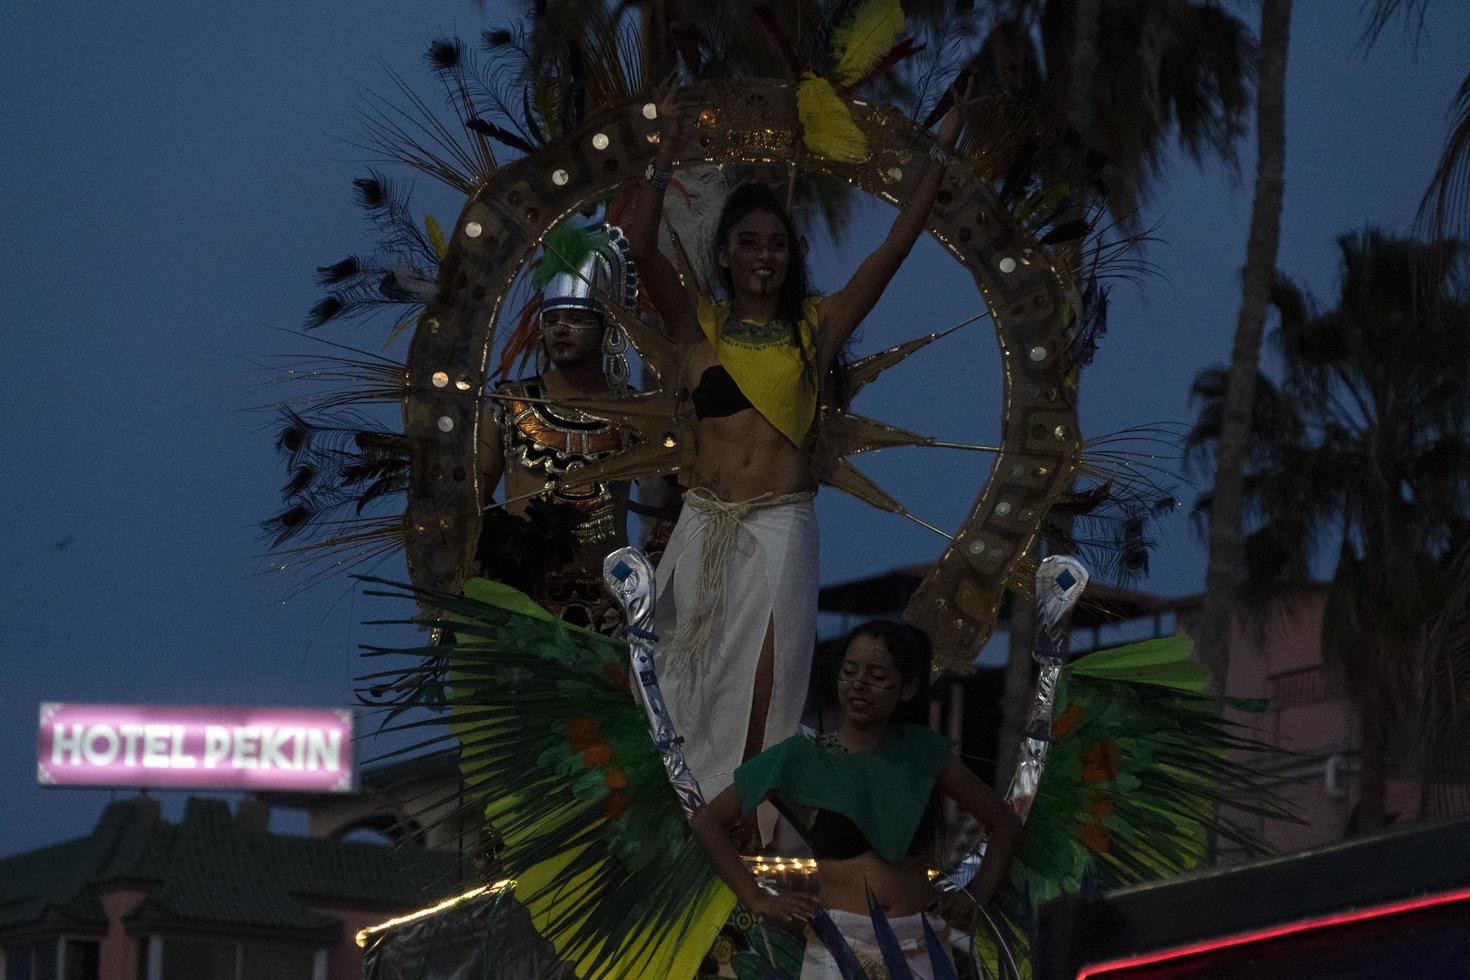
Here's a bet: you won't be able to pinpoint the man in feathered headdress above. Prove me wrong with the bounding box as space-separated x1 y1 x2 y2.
475 221 640 636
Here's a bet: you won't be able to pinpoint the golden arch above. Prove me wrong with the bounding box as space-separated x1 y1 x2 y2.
402 79 1080 669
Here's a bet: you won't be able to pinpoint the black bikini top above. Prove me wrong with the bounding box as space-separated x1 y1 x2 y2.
808 808 876 861
691 364 753 419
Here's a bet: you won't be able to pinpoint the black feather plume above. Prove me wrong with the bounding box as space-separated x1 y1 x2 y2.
306 295 345 329
426 37 464 72
481 29 514 48
284 465 316 498
315 256 361 285
352 173 389 210
354 430 408 455
378 271 411 303
355 476 400 514
1040 219 1093 246
275 409 311 459
265 505 312 547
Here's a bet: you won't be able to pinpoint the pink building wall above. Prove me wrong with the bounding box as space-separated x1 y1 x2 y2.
1192 589 1424 860
96 887 146 980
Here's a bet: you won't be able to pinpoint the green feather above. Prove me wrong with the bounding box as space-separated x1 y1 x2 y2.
531 220 611 291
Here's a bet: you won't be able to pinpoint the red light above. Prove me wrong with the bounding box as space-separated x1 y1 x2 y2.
1076 884 1470 978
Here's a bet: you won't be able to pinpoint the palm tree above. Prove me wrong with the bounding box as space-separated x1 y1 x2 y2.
1187 230 1470 832
1364 0 1470 243
963 0 1254 226
1194 0 1291 702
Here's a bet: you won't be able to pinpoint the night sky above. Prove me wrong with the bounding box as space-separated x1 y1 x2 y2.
4 1 1466 857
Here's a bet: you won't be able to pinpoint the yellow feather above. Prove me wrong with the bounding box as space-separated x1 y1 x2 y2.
797 73 869 163
832 0 906 88
424 214 447 258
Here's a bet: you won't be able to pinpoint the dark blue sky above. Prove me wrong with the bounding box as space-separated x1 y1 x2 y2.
3 2 1466 857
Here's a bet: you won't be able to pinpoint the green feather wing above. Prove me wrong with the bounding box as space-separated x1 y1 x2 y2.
975 635 1296 976
359 577 731 978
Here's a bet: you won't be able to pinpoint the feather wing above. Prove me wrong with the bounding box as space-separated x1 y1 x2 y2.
362 577 733 978
975 635 1294 976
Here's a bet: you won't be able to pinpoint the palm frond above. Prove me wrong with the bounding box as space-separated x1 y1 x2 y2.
1417 70 1470 244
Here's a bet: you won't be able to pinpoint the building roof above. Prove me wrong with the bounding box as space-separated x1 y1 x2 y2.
0 797 467 938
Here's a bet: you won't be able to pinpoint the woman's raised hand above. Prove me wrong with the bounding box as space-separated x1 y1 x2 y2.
749 890 820 928
936 75 978 148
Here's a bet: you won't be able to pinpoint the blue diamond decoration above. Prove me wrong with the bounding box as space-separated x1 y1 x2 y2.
612 560 632 581
1056 569 1077 590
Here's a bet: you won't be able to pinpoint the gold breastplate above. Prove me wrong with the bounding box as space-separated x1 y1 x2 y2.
498 379 626 543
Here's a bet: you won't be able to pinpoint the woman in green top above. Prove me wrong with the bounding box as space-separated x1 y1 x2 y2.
691 620 1021 976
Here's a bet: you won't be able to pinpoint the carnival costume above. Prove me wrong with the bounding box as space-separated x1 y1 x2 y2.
477 222 638 636
362 551 1286 979
275 4 1292 977
733 726 961 977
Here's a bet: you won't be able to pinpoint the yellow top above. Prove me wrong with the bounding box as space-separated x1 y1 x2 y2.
695 294 821 446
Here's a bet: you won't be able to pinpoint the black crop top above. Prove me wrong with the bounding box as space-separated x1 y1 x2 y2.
691 364 753 419
808 808 876 860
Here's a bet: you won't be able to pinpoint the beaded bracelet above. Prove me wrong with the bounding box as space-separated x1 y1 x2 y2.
646 162 673 190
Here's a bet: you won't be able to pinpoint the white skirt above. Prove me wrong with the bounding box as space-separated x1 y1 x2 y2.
801 910 954 980
653 491 818 820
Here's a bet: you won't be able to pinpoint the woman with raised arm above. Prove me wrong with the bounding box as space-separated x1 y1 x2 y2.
691 620 1020 976
624 82 976 828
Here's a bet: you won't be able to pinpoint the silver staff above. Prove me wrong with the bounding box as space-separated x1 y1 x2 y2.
603 546 705 818
934 555 1089 892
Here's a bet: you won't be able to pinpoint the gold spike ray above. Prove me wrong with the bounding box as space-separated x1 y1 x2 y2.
843 313 983 396
822 460 953 541
816 411 934 463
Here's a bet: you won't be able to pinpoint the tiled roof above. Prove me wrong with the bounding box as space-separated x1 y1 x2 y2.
0 801 144 930
255 829 462 906
0 797 467 936
153 799 338 931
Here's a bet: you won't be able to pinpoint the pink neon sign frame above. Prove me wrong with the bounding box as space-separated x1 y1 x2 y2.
37 703 356 793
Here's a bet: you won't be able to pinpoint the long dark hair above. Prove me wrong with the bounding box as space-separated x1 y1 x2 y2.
843 619 933 727
711 182 816 379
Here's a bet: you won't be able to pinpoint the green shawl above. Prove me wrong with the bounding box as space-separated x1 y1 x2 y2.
733 724 950 861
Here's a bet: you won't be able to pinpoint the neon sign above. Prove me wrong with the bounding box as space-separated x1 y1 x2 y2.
37 703 355 793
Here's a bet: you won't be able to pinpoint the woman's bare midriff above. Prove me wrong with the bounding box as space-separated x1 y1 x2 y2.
817 852 933 917
689 409 814 501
